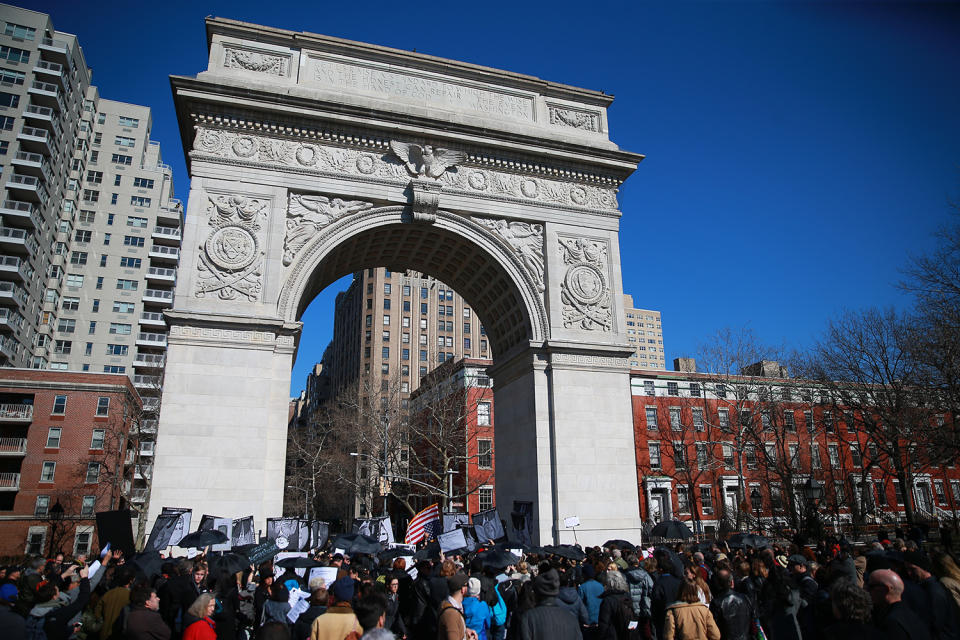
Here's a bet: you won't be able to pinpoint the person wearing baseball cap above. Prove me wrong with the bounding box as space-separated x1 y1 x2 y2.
438 573 477 640
0 582 23 638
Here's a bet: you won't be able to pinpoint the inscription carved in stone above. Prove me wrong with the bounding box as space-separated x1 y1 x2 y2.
196 195 268 301
284 194 374 265
558 237 611 331
191 127 620 213
548 106 600 132
478 218 545 293
223 47 288 76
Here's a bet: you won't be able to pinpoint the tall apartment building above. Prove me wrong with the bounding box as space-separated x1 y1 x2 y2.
324 268 490 402
0 5 182 515
623 294 666 369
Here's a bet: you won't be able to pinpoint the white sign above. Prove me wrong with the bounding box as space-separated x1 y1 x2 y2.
564 516 580 528
308 566 338 588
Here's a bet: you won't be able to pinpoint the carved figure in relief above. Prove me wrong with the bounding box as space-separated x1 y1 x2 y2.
283 194 374 265
224 48 286 76
479 218 545 293
196 195 268 302
389 141 466 179
558 237 611 331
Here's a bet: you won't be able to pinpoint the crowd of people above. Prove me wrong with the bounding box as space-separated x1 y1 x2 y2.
1 533 959 640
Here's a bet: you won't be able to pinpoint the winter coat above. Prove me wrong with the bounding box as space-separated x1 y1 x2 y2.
124 606 173 640
183 617 217 640
437 600 466 640
597 589 634 640
310 604 361 640
462 596 493 640
0 602 26 640
292 605 326 640
664 602 720 640
624 567 654 619
579 578 604 624
261 599 291 626
708 590 752 640
557 586 589 626
652 573 682 639
515 598 583 640
27 578 91 640
96 586 131 640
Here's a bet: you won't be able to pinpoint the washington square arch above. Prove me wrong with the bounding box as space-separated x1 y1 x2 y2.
147 17 646 546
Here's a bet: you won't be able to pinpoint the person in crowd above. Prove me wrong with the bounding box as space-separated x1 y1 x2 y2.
651 550 683 640
354 592 389 636
0 582 24 640
513 569 581 640
902 550 960 640
557 569 589 628
26 563 91 640
183 594 218 640
124 585 172 640
823 578 874 640
930 549 960 611
664 579 720 640
437 573 475 640
311 576 361 640
596 569 633 640
868 569 931 640
97 565 137 640
261 583 292 628
708 569 752 640
611 550 628 572
161 560 205 637
463 577 494 640
211 568 244 640
684 563 711 605
381 574 407 639
623 554 653 639
293 586 328 640
579 562 604 632
253 571 275 633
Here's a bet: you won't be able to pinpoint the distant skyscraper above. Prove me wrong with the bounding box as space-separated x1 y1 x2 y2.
623 294 666 369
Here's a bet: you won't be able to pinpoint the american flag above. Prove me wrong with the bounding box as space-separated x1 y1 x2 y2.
404 503 440 545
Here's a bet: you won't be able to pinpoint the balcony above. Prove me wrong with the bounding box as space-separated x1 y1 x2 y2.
136 332 167 348
151 226 182 245
138 311 166 328
5 174 48 204
0 200 41 229
133 352 165 368
0 437 26 456
145 266 176 284
133 374 161 390
33 59 63 78
139 419 158 434
148 244 179 263
142 398 161 413
0 472 20 491
156 205 182 226
0 307 25 332
39 37 71 57
0 403 32 422
27 81 64 112
0 282 29 308
11 152 53 183
132 489 148 503
17 125 52 155
142 288 174 306
0 227 30 255
0 335 16 360
0 256 32 282
134 465 152 480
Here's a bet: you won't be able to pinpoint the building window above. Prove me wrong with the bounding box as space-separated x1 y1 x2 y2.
70 252 88 265
81 496 96 517
105 344 128 356
111 154 132 165
122 236 145 247
673 442 687 469
382 315 390 326
718 409 729 429
383 299 391 310
119 257 141 268
477 402 491 426
722 444 734 468
828 444 840 467
382 347 389 359
478 439 493 468
677 487 690 513
35 495 50 517
85 463 101 484
692 408 704 432
850 444 863 467
90 429 105 450
103 366 125 374
127 216 147 228
26 528 45 556
479 486 494 511
893 480 905 505
811 444 821 469
74 527 93 556
669 407 681 430
74 229 92 243
57 319 76 334
109 323 132 335
40 461 56 482
116 280 138 291
785 412 796 432
644 380 655 396
3 22 36 40
649 442 661 469
115 136 136 148
689 383 701 397
700 486 713 514
645 407 658 429
52 394 67 415
696 442 708 466
46 428 61 448
745 444 757 469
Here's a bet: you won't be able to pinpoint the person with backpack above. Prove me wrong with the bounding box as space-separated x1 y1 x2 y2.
463 578 494 640
26 564 91 640
596 570 635 640
622 555 653 640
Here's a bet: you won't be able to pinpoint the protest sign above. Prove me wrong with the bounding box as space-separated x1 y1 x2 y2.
232 516 255 546
472 508 505 543
95 509 135 556
266 518 300 550
438 528 467 553
443 512 468 533
246 541 281 566
160 508 192 546
308 566 338 588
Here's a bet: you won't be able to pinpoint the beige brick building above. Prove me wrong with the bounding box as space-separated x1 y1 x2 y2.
623 294 666 370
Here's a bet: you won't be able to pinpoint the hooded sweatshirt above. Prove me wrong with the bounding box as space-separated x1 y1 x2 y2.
28 578 90 640
557 585 589 625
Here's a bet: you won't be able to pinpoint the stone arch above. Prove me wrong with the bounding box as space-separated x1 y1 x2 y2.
277 206 548 358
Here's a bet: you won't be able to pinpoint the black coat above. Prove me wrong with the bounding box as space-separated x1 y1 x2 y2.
651 573 681 639
515 598 583 640
292 605 326 640
597 589 633 640
877 601 931 640
709 590 753 640
159 575 199 631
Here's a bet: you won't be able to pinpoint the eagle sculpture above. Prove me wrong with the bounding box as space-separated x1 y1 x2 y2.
389 141 466 179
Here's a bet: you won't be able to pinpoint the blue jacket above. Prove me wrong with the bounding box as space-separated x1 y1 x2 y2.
463 596 493 640
578 578 604 624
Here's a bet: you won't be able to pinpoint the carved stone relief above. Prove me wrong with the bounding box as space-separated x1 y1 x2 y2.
558 236 611 331
548 105 601 132
195 195 268 301
223 46 289 76
284 194 374 265
477 218 545 293
191 127 620 215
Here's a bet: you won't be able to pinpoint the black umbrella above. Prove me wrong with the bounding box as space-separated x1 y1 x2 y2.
544 544 586 561
275 556 324 569
331 533 382 556
649 520 694 540
177 530 229 548
378 547 414 562
209 553 251 576
476 549 520 569
727 533 770 549
130 550 164 579
603 539 637 551
413 541 441 561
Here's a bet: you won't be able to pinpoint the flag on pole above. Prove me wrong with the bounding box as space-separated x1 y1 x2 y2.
405 503 440 545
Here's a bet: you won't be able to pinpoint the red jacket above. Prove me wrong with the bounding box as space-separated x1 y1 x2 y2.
183 617 217 640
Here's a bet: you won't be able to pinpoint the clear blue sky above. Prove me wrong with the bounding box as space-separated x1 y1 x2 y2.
29 1 960 395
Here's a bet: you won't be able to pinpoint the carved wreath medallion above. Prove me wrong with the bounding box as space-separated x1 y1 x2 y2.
558 237 612 331
196 195 268 302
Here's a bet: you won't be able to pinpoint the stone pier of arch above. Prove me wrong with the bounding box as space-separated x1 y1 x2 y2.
147 17 645 546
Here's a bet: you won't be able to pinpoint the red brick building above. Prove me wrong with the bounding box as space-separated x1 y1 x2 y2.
409 358 495 517
630 362 958 538
0 370 141 558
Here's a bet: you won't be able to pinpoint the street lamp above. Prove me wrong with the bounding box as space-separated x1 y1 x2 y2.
47 500 64 556
286 485 309 520
803 477 824 541
750 487 763 535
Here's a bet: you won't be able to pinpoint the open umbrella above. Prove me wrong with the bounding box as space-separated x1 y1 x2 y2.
177 529 229 549
209 553 251 576
276 556 324 569
413 541 441 561
603 539 637 551
476 549 520 569
130 550 164 579
727 533 770 549
331 533 382 556
544 544 586 561
649 520 694 540
378 547 414 562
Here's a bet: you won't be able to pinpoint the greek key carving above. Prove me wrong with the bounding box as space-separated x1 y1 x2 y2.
558 237 611 331
223 46 288 76
550 353 628 368
191 127 619 214
284 194 374 265
548 106 600 132
477 218 545 293
195 195 268 302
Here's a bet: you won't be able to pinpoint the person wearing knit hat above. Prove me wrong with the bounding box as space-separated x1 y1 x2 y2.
310 576 361 640
462 577 493 640
579 561 604 627
0 581 23 639
514 569 581 640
